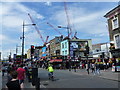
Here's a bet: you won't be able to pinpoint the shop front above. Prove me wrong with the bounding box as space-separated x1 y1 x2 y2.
49 59 63 69
110 48 120 72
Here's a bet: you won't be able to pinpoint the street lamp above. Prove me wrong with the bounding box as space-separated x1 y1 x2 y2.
58 25 70 38
16 44 22 55
21 21 36 64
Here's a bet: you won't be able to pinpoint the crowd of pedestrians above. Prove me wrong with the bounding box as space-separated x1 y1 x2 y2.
2 63 33 90
78 61 111 75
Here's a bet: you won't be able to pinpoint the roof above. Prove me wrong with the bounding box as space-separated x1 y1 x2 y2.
70 39 91 42
49 35 63 42
92 43 107 46
104 5 120 18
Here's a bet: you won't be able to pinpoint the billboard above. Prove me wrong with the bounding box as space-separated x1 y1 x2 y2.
42 46 47 57
70 41 88 52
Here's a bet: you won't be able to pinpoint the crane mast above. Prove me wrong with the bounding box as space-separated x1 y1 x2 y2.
47 22 63 36
64 2 72 38
28 13 45 43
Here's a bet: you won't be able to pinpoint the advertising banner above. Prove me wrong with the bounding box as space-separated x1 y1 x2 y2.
42 46 47 57
70 41 88 52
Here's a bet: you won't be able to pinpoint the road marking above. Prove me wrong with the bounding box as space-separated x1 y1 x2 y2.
40 84 46 88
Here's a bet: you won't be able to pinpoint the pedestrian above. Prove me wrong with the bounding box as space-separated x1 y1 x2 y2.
103 62 106 71
27 65 32 82
6 71 21 90
17 64 26 85
86 62 90 74
95 63 100 74
91 63 95 75
2 65 6 76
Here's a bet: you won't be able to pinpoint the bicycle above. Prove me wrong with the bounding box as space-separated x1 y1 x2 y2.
48 72 54 81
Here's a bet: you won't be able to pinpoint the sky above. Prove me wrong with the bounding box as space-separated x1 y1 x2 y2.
0 0 118 59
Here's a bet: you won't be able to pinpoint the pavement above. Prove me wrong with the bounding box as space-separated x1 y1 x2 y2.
67 68 120 82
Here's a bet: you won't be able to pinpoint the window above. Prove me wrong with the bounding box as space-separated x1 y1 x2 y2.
62 51 64 55
65 42 67 48
65 50 67 54
62 43 64 48
112 17 119 30
115 34 120 48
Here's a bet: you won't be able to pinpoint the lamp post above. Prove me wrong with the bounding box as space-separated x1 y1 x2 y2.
21 21 36 64
16 44 21 55
58 26 70 38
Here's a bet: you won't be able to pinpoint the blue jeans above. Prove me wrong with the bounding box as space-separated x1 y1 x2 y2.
19 80 24 84
48 72 53 76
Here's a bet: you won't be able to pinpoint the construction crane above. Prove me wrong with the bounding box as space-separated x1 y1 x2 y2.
64 2 73 38
47 22 63 36
44 36 49 45
74 31 77 38
72 31 78 39
28 13 49 45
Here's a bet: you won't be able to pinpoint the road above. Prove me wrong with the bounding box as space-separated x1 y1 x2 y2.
1 68 119 90
39 68 119 88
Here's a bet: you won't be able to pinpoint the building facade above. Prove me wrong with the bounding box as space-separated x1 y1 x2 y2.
49 36 63 58
27 49 31 59
60 39 69 56
104 5 120 58
61 38 92 59
92 43 110 59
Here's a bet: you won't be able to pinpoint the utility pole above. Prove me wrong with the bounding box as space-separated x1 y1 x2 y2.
0 52 1 66
21 21 25 64
16 44 18 55
21 21 36 64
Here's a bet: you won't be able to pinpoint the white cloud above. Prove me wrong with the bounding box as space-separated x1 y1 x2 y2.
44 1 52 6
1 2 45 59
1 3 44 31
51 6 109 38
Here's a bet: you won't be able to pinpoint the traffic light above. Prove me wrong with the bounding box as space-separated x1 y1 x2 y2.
102 52 105 58
31 45 34 55
85 45 89 54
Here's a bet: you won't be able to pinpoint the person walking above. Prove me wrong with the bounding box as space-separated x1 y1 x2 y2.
27 65 32 82
17 64 26 85
95 62 100 75
86 62 90 74
6 71 21 90
91 63 95 75
2 65 6 76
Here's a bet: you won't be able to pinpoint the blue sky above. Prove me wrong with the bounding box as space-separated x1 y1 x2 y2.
0 1 118 59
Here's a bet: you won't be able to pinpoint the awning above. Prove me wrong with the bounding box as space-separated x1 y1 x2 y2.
49 59 62 63
41 57 46 59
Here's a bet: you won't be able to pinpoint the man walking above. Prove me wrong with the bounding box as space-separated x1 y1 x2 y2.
17 64 26 85
86 62 90 74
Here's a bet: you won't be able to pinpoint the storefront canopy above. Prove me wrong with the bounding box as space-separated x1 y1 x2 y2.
49 59 62 63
